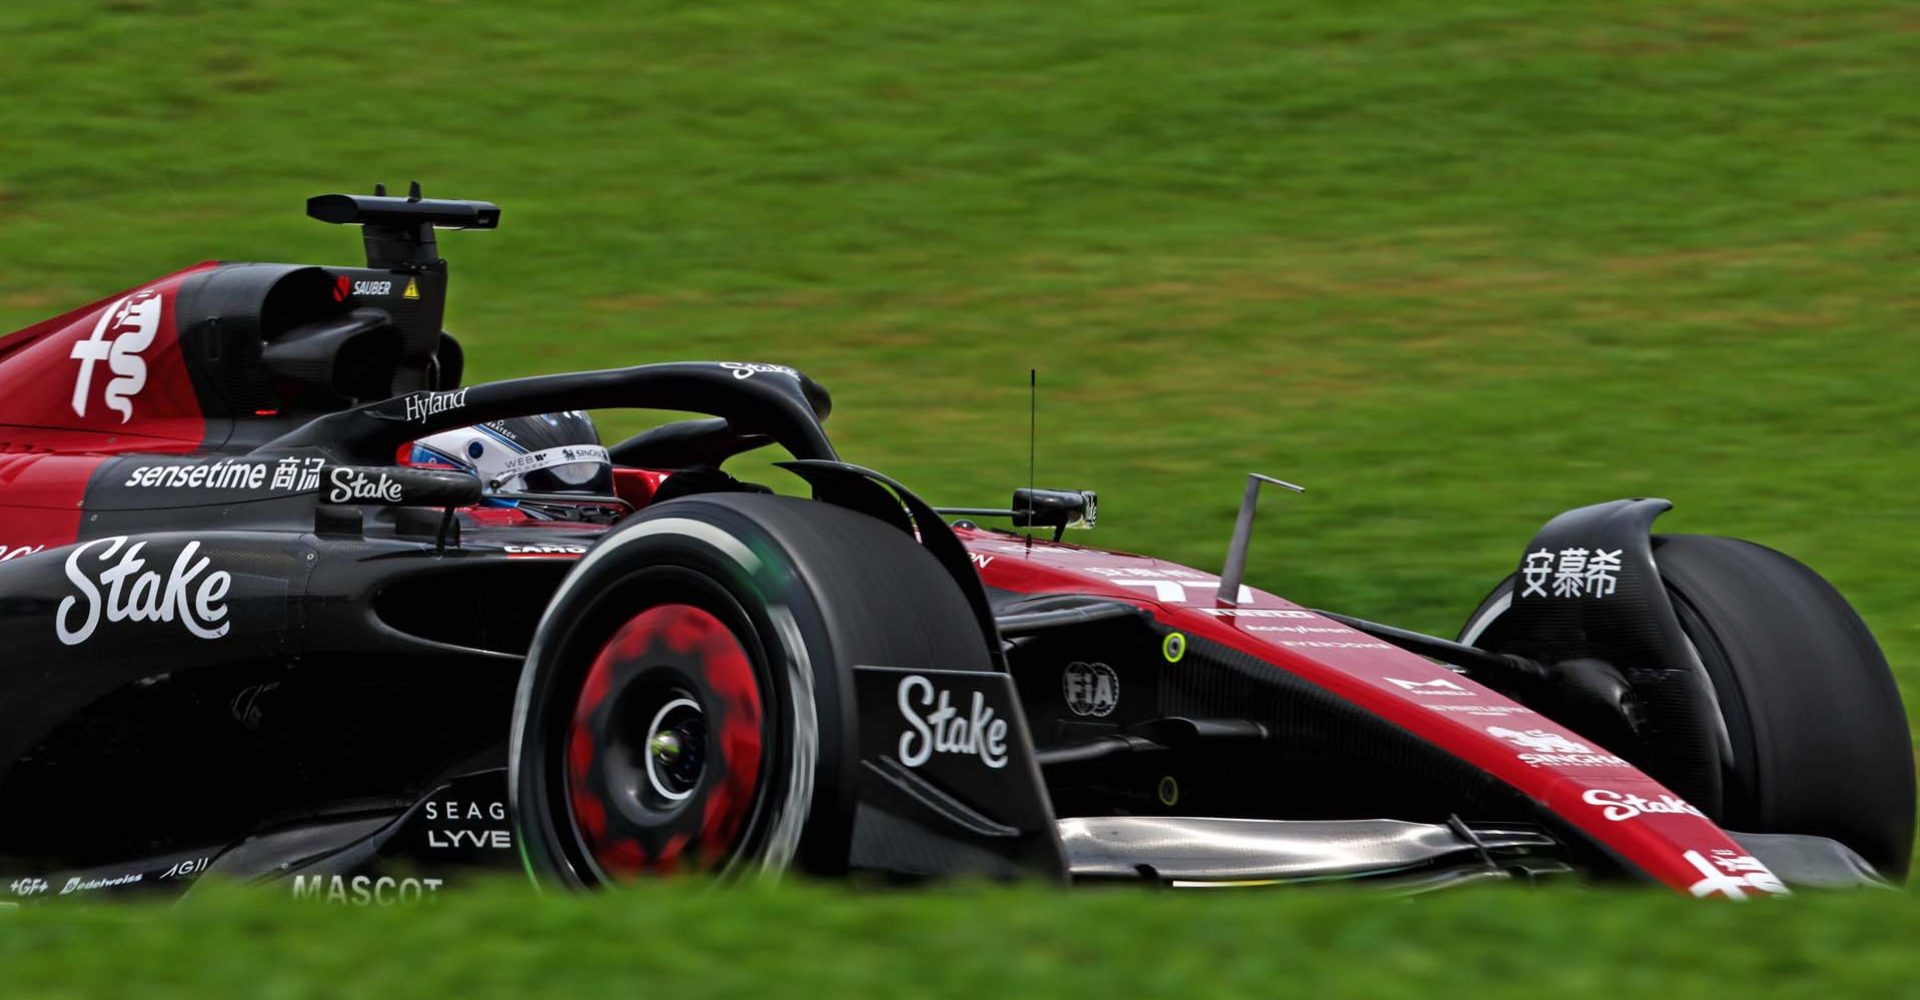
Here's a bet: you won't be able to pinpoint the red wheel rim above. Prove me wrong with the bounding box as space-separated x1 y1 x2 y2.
564 603 765 878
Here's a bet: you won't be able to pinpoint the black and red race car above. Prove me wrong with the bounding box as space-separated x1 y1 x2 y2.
0 190 1909 904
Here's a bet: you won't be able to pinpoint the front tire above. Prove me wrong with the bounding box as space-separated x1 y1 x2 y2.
510 493 994 887
1461 534 1915 878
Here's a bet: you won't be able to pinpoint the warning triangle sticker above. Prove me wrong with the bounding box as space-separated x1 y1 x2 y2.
403 279 420 300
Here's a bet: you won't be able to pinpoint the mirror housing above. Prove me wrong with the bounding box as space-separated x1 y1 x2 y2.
1011 488 1097 532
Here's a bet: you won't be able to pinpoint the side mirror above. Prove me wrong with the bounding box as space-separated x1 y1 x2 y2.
1011 488 1097 533
322 465 482 508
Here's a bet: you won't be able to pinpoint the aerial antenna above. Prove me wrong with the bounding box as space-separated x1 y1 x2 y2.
1216 473 1306 605
929 368 1093 539
1026 369 1037 552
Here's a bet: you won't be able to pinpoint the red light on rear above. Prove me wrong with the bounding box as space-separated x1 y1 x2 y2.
254 409 279 416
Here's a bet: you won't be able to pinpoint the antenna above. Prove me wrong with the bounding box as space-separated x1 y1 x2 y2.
1026 369 1037 551
1216 473 1305 605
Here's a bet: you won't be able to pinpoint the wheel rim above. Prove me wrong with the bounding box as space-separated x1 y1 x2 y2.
564 603 765 879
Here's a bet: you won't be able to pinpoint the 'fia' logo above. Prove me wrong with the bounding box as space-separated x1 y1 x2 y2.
70 290 163 423
1062 661 1119 717
55 536 234 645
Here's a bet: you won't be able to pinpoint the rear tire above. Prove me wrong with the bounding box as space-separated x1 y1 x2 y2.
1461 534 1914 878
510 493 994 887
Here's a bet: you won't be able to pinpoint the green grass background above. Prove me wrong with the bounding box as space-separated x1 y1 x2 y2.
2 0 1917 993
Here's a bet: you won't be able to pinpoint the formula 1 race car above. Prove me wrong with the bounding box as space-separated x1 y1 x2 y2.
0 189 1909 905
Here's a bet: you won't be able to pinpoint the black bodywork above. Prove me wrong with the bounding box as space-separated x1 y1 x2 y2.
0 192 1046 901
2 191 1901 904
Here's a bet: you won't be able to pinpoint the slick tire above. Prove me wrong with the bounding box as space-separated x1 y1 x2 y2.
1461 534 1915 878
510 492 993 887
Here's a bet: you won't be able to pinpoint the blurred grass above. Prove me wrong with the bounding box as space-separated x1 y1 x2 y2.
1 0 1917 987
7 879 1920 999
2 0 1914 666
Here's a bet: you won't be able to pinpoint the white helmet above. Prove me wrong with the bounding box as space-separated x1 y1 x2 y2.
411 411 615 519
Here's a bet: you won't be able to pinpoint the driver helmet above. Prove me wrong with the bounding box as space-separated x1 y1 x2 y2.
410 410 616 520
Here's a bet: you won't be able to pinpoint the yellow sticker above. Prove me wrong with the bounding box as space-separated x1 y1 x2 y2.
1157 775 1180 807
1162 632 1186 664
403 279 420 300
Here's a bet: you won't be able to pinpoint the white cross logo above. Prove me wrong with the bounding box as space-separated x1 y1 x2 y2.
1109 579 1253 604
1682 850 1787 899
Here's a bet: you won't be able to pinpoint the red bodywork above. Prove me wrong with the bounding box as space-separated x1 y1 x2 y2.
957 529 1780 898
0 267 219 556
0 267 1773 897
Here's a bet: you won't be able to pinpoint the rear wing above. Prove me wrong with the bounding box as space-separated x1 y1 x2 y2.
306 182 500 269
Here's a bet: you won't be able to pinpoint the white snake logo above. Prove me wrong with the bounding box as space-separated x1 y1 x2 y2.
70 290 163 423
